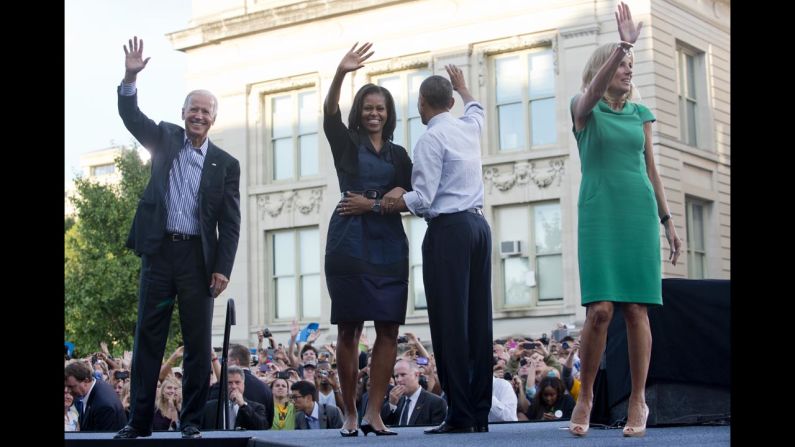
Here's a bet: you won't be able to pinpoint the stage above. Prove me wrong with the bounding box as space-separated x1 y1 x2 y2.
65 420 730 446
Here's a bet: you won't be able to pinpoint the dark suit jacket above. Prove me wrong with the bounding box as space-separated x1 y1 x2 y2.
381 389 447 426
118 89 241 280
294 403 344 429
80 380 127 432
202 398 269 430
207 369 274 426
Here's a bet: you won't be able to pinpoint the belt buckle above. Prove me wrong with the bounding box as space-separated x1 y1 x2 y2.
171 234 180 241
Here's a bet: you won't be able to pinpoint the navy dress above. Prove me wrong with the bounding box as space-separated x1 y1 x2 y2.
323 110 412 324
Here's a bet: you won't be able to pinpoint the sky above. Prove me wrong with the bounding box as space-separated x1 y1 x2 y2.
65 0 192 188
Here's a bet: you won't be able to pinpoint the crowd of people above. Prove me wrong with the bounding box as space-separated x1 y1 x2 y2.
65 322 582 433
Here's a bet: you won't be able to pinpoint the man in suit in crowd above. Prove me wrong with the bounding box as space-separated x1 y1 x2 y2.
113 36 241 440
208 344 274 426
381 359 447 426
292 381 344 429
202 366 269 430
65 362 127 432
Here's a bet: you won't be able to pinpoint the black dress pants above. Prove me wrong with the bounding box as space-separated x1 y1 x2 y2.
128 237 213 431
422 211 493 427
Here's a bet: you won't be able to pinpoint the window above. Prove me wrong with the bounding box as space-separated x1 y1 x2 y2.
493 48 556 152
676 44 707 149
268 89 318 181
496 202 563 307
270 227 320 320
373 68 430 156
404 215 428 310
685 198 708 279
91 163 115 176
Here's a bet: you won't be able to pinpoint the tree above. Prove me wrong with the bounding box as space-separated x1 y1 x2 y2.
65 147 182 358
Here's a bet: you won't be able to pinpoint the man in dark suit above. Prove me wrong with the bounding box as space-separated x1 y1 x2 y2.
113 36 241 440
208 344 274 426
381 359 447 426
202 366 269 430
291 381 344 430
65 362 127 431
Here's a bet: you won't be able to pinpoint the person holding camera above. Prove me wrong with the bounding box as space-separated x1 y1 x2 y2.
315 361 343 409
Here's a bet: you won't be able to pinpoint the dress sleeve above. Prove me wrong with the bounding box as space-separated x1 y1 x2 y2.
323 108 354 171
636 103 656 123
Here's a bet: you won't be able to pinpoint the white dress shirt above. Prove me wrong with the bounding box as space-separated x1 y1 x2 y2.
403 101 485 219
489 377 518 422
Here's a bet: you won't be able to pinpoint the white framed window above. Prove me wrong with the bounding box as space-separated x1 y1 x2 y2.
269 227 320 320
685 198 708 279
372 68 431 156
403 215 428 311
496 202 563 308
267 89 319 181
492 47 556 152
676 43 710 149
91 163 115 176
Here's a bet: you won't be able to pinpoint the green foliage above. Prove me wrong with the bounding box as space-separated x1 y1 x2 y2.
64 147 182 359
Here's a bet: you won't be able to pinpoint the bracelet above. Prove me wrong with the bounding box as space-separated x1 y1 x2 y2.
619 41 635 48
617 41 633 56
660 214 671 225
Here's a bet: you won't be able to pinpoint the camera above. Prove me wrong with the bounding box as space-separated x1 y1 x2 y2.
319 370 329 378
416 356 429 366
521 342 538 350
91 354 98 364
277 371 291 380
503 372 513 381
561 341 570 350
520 358 528 367
114 370 130 381
262 328 272 338
396 335 408 344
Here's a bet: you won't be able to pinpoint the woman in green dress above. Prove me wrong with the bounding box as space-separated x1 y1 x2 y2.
569 1 681 438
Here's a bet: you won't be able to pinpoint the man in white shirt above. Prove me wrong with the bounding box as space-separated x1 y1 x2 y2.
489 376 518 422
384 65 493 434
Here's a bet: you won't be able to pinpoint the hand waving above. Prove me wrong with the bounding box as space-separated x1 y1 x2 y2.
123 36 150 76
337 42 374 74
615 1 643 45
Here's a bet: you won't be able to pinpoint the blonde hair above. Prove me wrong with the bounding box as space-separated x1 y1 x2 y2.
581 43 638 102
155 376 182 415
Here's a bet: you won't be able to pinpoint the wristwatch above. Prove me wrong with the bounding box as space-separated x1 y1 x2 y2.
371 199 382 213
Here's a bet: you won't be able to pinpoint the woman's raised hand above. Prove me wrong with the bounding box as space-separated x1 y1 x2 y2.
338 42 374 73
615 1 643 45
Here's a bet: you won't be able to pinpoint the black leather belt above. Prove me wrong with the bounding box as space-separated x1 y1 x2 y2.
341 189 382 199
166 233 200 242
426 208 483 222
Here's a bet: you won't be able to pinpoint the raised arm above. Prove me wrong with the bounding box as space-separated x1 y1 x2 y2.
445 64 474 104
323 42 374 116
572 1 643 129
123 36 151 84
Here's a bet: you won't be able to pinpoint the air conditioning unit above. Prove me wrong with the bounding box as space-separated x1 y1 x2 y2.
500 240 522 257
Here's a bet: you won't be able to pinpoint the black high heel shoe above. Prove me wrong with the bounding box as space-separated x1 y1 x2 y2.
360 422 397 436
339 428 359 437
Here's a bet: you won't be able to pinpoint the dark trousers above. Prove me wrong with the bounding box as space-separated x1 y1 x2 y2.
422 211 493 427
128 237 213 431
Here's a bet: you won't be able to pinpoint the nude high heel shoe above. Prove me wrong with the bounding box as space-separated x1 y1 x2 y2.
623 403 649 437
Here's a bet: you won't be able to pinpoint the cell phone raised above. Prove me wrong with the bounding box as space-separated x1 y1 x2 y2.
521 342 538 350
396 335 408 344
416 356 429 366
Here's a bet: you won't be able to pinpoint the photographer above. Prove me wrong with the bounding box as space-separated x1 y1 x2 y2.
315 361 342 409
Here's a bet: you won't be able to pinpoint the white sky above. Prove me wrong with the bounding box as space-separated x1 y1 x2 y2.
65 0 192 188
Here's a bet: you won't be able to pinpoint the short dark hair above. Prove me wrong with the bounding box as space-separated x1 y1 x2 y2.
228 344 250 365
300 344 318 358
419 75 453 109
348 83 397 142
64 361 92 382
291 380 318 402
227 365 245 380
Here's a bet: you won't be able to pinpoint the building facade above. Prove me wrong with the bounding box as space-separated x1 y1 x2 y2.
164 0 730 346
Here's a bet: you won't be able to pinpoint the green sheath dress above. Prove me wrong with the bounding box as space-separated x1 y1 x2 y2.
572 98 662 306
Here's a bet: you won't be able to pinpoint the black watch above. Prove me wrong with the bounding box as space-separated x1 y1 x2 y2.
371 199 382 213
660 214 671 225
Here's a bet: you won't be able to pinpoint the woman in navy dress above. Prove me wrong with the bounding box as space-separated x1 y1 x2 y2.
323 42 412 436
